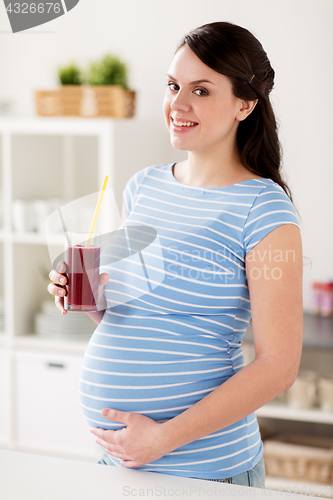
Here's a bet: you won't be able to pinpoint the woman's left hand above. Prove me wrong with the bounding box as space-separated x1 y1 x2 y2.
90 409 170 468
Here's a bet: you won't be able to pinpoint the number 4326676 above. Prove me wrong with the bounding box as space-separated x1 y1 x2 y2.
6 3 61 14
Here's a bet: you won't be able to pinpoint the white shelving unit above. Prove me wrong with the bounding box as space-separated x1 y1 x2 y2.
0 116 153 462
257 401 333 425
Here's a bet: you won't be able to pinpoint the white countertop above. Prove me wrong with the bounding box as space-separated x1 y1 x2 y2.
0 450 284 499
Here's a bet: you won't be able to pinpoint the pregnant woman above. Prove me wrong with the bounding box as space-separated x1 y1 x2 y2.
48 22 303 487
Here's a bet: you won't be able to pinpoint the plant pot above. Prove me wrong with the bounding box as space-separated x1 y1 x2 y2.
35 85 135 118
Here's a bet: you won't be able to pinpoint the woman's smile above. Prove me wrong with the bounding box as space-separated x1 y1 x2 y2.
171 116 199 132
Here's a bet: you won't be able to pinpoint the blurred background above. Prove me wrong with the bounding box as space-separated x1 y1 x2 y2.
0 0 333 494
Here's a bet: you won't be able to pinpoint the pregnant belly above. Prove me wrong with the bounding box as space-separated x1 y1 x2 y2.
79 330 234 430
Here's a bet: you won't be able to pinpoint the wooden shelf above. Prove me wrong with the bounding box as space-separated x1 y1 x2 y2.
13 335 90 354
257 401 333 425
0 116 117 136
12 232 64 246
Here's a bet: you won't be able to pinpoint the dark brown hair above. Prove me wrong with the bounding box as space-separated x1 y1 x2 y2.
177 22 294 202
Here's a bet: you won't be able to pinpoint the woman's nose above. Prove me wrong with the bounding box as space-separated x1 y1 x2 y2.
170 91 191 113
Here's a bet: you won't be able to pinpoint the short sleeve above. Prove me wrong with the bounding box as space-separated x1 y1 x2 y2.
243 183 300 254
122 167 149 217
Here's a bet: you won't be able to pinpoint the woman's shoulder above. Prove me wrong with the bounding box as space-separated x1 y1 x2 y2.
245 178 299 226
243 179 300 253
123 164 173 204
253 178 293 201
230 177 293 207
239 176 287 195
129 163 171 182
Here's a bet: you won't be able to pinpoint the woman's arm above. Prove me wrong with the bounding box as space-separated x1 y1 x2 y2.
92 223 303 467
161 224 303 448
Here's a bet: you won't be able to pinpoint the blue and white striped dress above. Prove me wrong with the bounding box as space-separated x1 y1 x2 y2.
79 163 300 479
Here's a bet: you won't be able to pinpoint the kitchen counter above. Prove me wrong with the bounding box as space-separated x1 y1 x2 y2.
0 449 286 499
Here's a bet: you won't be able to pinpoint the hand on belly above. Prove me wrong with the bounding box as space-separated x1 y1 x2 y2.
90 408 170 468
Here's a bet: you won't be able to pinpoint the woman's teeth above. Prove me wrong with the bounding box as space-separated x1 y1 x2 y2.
173 119 197 127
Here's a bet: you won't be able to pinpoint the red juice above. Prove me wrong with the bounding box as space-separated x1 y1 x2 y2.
65 244 101 312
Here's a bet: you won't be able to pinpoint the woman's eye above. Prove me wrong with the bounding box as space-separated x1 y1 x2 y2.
194 88 209 96
167 82 179 92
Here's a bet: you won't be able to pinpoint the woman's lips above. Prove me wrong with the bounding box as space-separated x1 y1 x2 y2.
171 117 198 132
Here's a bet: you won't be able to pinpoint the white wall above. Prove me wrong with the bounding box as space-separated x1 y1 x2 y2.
1 0 332 309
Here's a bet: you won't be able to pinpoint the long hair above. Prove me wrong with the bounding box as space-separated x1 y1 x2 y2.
177 22 294 203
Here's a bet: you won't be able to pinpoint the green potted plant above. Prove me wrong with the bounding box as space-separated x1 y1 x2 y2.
86 54 129 89
57 62 82 85
81 54 134 118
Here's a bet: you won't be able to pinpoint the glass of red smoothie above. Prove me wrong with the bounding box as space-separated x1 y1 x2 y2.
64 231 101 312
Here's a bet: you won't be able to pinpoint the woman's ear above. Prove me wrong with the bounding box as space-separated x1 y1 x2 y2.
236 99 258 122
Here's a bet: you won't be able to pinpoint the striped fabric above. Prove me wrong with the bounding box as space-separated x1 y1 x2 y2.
79 163 300 479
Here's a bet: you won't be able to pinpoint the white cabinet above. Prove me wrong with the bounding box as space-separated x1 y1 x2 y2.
0 348 10 446
14 350 99 459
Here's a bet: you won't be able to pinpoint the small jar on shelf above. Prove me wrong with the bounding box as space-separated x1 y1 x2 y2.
310 281 333 317
310 282 323 315
320 282 333 317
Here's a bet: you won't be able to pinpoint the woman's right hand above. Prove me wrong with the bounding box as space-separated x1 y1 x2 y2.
48 262 68 315
47 262 110 318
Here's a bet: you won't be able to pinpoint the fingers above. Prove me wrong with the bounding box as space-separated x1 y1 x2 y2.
95 440 130 460
54 296 67 315
56 262 66 273
119 460 141 468
48 263 67 285
101 408 129 424
47 261 67 315
99 272 109 288
90 427 143 467
47 280 67 315
90 428 131 460
90 428 116 440
90 428 119 448
49 271 66 285
47 282 66 297
105 450 131 460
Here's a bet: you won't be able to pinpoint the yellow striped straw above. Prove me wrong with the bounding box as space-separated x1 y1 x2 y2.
86 175 109 247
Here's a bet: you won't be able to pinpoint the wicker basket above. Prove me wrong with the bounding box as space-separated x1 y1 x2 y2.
263 434 333 484
35 85 135 118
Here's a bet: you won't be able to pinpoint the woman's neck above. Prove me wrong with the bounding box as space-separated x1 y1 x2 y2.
174 150 257 189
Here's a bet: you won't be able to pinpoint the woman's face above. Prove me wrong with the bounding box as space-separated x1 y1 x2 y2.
163 45 249 156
